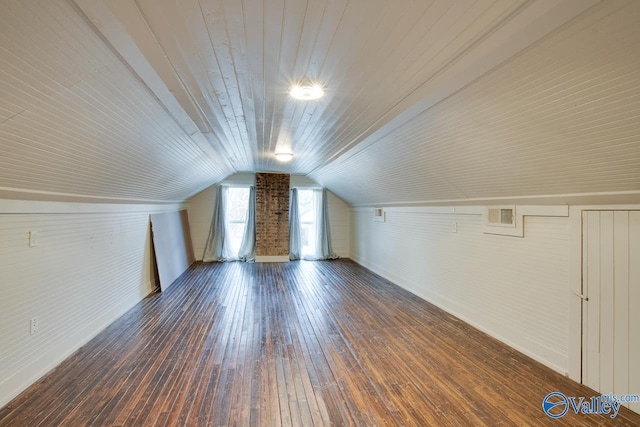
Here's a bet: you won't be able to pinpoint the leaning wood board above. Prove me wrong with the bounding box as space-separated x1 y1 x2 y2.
149 210 195 291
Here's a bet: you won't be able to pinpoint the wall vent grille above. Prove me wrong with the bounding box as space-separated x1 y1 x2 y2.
487 207 516 227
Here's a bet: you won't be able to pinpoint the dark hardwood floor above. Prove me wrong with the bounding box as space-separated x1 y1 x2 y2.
1 260 638 426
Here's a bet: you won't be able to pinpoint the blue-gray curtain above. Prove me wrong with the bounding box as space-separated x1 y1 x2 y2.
202 186 225 262
318 189 338 260
289 188 301 260
238 186 256 262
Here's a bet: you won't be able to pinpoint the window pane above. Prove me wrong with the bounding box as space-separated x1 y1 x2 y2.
300 222 312 249
227 187 250 222
227 222 245 255
299 189 314 223
297 189 317 257
225 187 250 258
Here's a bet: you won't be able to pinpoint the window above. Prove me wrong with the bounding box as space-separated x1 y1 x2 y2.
291 187 336 261
298 189 319 259
225 187 250 257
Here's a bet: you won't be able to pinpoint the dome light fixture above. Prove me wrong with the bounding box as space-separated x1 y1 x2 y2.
289 83 324 100
274 152 294 162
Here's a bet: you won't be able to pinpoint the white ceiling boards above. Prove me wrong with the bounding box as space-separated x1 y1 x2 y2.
311 1 640 207
2 0 639 205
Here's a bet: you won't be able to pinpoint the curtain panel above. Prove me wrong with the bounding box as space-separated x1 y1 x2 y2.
202 185 226 262
319 189 338 260
289 188 301 260
238 186 256 262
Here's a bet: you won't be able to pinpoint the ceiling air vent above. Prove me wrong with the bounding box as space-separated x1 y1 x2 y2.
486 206 516 228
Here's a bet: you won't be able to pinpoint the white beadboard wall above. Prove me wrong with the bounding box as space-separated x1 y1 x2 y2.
0 199 182 408
188 184 217 261
326 191 350 258
188 176 350 260
350 207 569 373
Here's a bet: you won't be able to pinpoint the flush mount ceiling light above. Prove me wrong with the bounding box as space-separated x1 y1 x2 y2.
289 84 324 100
274 152 294 162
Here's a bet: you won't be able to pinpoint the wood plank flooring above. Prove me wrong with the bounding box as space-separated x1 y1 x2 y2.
1 260 639 426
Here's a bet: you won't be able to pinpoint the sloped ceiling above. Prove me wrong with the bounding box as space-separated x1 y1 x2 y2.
2 0 638 205
311 0 640 206
0 0 229 203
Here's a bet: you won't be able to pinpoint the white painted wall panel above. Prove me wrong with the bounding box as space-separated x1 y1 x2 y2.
188 185 216 261
150 210 194 290
327 191 350 258
350 208 569 373
0 200 181 408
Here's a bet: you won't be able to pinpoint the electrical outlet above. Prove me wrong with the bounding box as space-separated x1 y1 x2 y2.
29 231 38 248
451 222 457 233
30 317 39 335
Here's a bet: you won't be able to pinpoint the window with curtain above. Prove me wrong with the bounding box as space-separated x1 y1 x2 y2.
298 189 318 259
291 188 337 261
203 185 256 262
224 187 250 256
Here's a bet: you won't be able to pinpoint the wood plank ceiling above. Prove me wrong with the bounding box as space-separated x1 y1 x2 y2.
4 0 638 204
312 0 640 206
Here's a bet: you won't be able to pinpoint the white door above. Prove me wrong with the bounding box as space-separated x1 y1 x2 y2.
582 210 640 413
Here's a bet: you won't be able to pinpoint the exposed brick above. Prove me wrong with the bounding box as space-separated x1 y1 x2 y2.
256 173 290 256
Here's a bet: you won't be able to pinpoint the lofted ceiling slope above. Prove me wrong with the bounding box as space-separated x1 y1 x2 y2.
0 0 231 203
311 0 640 206
1 0 638 205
